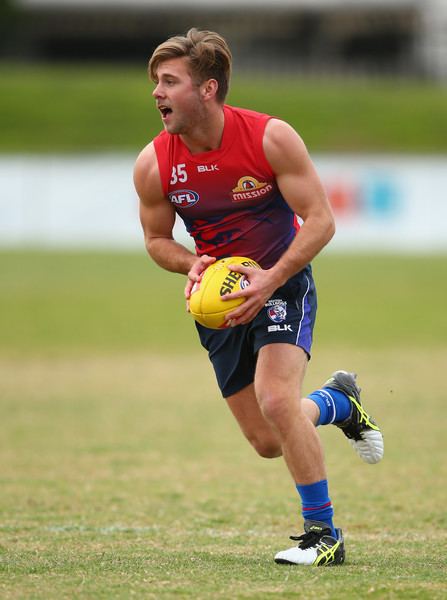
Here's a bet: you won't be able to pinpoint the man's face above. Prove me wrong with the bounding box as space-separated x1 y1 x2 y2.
152 57 205 135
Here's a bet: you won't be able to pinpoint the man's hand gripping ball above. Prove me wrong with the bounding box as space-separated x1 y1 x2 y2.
188 256 261 329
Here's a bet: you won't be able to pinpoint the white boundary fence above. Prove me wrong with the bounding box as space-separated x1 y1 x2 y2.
1 153 446 252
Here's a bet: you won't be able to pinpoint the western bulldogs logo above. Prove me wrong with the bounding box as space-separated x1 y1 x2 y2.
265 299 287 323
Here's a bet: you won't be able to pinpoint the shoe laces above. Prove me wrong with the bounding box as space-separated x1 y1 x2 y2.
289 528 330 550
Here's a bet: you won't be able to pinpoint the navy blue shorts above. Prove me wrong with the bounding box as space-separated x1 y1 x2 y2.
195 264 317 398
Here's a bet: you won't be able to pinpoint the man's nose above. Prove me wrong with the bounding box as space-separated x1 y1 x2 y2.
152 83 163 98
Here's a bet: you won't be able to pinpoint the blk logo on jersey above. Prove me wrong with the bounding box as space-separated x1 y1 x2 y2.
232 176 273 202
265 299 287 323
197 164 219 173
168 189 200 208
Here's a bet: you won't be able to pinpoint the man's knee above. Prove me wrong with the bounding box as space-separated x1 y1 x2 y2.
249 435 282 459
258 389 295 427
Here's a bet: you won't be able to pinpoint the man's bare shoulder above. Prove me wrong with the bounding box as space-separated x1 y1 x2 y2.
264 118 309 173
264 118 306 149
134 142 163 203
134 141 157 179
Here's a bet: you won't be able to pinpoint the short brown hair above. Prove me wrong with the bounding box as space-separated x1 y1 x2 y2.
149 28 232 103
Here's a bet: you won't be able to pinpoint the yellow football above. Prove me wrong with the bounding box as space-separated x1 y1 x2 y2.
189 256 261 329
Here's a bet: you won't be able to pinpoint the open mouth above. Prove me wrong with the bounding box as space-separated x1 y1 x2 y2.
159 106 172 119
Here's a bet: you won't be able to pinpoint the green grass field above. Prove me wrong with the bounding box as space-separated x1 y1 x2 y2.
1 251 446 599
1 64 447 153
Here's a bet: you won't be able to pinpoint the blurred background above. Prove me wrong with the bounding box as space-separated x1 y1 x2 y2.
1 5 447 597
1 0 447 252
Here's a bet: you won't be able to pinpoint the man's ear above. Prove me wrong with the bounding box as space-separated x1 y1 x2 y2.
201 79 219 101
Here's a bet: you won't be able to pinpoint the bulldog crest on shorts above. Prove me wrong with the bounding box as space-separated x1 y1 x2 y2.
265 299 287 323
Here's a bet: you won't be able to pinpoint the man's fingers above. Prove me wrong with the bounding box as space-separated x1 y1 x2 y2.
225 300 258 324
221 289 246 301
227 264 252 275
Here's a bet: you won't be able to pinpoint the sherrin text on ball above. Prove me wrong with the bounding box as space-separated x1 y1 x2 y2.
189 256 261 329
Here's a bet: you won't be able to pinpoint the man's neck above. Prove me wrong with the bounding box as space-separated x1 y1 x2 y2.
180 105 225 155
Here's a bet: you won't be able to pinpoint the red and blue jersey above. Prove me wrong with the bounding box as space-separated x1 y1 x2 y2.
153 105 299 269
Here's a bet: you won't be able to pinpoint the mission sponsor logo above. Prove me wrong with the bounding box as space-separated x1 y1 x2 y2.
168 189 200 208
231 176 273 202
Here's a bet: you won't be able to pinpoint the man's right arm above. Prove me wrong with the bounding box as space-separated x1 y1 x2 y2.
134 142 215 296
134 142 197 275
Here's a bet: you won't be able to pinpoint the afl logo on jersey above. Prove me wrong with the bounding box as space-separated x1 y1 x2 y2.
231 176 273 202
168 189 200 208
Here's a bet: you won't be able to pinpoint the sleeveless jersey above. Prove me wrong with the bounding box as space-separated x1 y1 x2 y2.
153 105 299 269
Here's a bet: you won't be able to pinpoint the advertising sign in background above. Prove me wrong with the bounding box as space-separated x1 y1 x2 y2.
1 154 446 252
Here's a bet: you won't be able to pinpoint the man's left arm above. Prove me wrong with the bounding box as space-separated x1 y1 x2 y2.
224 118 335 326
